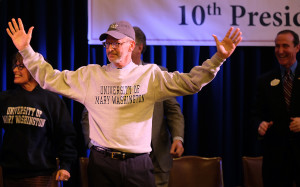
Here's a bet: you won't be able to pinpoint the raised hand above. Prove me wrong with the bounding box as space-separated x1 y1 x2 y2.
213 27 242 60
6 18 34 51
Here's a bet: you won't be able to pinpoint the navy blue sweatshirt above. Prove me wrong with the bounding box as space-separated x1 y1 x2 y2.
0 85 77 178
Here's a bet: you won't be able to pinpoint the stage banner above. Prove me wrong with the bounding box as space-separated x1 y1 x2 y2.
88 0 300 46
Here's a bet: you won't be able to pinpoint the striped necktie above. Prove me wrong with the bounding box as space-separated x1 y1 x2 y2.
283 69 293 108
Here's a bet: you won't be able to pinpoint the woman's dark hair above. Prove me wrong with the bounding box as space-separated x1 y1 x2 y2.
12 52 23 67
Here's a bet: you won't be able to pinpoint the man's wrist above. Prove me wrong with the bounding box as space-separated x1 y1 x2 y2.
173 136 184 143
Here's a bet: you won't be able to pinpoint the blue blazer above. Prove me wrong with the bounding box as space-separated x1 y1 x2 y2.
253 63 300 148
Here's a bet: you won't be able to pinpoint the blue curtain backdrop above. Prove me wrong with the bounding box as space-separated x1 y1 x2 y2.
0 0 295 186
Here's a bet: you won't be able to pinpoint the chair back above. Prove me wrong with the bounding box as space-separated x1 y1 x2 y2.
169 156 224 187
242 156 263 187
242 156 298 187
79 157 89 187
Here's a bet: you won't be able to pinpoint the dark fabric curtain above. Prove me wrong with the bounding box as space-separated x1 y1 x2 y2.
1 0 293 186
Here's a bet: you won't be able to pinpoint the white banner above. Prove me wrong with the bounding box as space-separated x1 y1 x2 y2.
88 0 300 46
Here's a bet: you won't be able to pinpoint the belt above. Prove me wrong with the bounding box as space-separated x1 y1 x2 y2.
92 146 146 160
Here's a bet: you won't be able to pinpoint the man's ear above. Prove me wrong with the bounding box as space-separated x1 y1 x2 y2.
129 41 136 52
296 44 300 53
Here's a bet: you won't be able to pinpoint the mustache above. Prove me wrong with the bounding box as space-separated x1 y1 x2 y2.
108 52 118 56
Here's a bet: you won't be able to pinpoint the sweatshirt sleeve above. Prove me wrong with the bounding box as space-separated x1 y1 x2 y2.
20 46 89 104
152 54 225 101
53 96 77 172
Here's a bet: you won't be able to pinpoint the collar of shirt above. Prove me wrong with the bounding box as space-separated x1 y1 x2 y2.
138 60 143 65
280 61 297 78
110 61 135 69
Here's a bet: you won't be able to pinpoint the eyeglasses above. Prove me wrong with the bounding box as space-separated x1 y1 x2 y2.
12 64 25 70
102 41 129 49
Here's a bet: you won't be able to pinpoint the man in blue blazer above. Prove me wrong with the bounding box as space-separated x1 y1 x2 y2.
132 26 185 187
253 30 300 187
